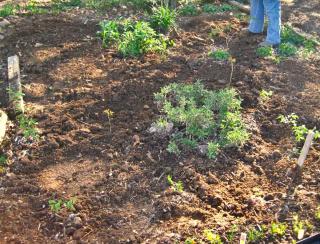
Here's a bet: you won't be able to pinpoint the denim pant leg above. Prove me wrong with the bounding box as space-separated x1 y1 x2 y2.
249 0 264 33
263 0 281 45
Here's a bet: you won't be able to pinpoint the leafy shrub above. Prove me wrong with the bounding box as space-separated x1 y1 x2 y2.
99 19 172 57
150 5 176 33
178 3 198 16
279 42 298 57
0 4 16 17
257 46 273 57
209 49 230 61
154 81 248 158
203 3 234 14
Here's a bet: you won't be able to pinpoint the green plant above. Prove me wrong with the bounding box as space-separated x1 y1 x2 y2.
99 20 121 47
0 155 7 166
104 108 114 133
154 81 248 159
270 222 287 237
64 198 76 211
167 175 183 192
316 206 320 221
167 140 181 155
281 25 305 46
257 46 273 57
209 49 230 61
203 229 222 244
179 3 198 16
279 42 298 57
185 238 196 244
0 4 16 17
48 199 63 213
278 113 320 143
247 227 265 243
203 3 234 15
259 90 273 102
150 5 176 33
292 215 313 239
226 224 238 242
17 114 39 140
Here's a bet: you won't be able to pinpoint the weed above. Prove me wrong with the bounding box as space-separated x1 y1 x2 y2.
185 238 196 244
48 199 63 213
104 108 114 133
247 226 265 243
154 81 248 159
64 198 76 211
167 175 183 192
279 42 298 57
179 3 198 16
292 215 313 239
270 222 287 237
226 224 238 242
316 206 320 221
257 46 273 57
0 155 7 167
259 90 273 103
0 4 16 17
150 5 176 33
203 229 222 244
17 114 39 140
278 113 320 143
209 49 230 61
203 3 234 15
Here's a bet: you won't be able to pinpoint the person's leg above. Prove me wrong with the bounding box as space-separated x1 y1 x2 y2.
263 0 281 45
249 0 265 33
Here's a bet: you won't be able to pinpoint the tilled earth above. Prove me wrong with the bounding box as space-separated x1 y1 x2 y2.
0 4 320 244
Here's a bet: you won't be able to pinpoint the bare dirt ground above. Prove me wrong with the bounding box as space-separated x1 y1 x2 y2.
0 1 319 243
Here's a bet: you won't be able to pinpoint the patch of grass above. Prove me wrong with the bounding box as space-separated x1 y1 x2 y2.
270 222 287 237
203 3 235 15
257 46 273 57
154 81 249 159
178 3 198 16
203 229 222 244
278 42 298 57
209 49 230 61
167 175 183 192
247 226 266 243
150 5 176 33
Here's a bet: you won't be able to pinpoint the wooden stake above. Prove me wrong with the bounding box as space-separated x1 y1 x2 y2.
8 55 24 114
228 0 250 14
297 131 315 168
0 110 8 145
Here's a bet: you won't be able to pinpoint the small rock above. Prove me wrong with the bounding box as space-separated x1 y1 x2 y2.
218 79 227 84
264 194 274 201
243 155 255 163
66 214 82 229
252 163 264 175
207 172 219 184
34 42 43 47
149 122 173 137
143 105 149 109
0 34 4 40
198 144 208 155
0 19 10 28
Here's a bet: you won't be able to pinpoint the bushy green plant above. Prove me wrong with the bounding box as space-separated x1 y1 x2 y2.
0 4 16 17
257 46 273 57
64 198 76 211
17 114 39 140
209 49 230 61
270 222 287 237
259 90 273 102
203 229 222 244
179 3 198 16
150 5 176 33
247 227 265 242
49 199 63 213
279 42 298 57
154 81 248 159
203 3 234 14
99 19 172 57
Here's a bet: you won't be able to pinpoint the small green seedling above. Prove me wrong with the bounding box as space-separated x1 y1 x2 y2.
185 238 196 244
203 229 222 244
0 155 7 166
270 222 287 237
167 140 181 155
293 215 313 239
316 206 320 221
209 49 230 61
48 199 63 213
247 226 265 242
259 90 273 102
257 46 273 57
167 175 183 193
64 198 76 211
226 224 238 242
17 114 39 140
207 142 220 159
104 108 114 133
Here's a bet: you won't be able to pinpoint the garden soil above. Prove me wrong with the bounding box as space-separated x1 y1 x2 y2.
0 4 320 244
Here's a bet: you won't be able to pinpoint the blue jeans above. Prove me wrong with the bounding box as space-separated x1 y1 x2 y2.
249 0 281 45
